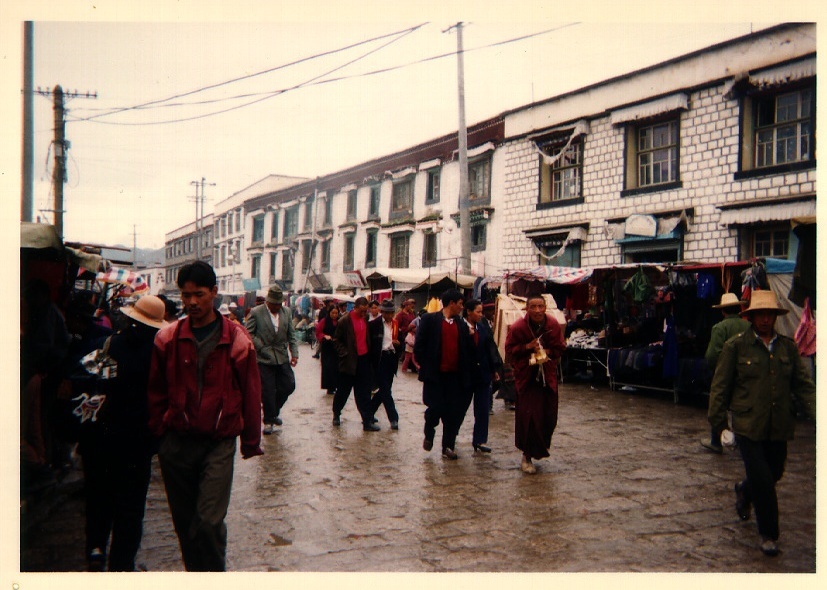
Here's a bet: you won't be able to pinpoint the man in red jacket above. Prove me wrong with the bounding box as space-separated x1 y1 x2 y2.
148 261 262 571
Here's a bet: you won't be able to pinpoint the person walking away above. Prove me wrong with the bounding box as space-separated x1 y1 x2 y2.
80 295 167 571
463 299 503 453
369 299 402 429
245 285 299 433
700 292 750 453
318 306 340 395
148 261 263 572
505 294 566 474
313 298 335 359
708 290 815 557
332 297 378 430
414 289 476 460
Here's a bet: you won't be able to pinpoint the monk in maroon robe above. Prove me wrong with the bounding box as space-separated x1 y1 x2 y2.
504 294 566 474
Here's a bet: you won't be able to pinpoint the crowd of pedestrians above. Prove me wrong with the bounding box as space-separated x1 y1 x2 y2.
21 260 815 571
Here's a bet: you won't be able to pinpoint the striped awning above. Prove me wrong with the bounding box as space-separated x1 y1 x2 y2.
610 93 688 125
718 199 816 226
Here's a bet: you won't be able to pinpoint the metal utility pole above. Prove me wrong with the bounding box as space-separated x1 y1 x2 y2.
445 22 471 274
190 177 215 260
132 224 138 269
22 21 34 222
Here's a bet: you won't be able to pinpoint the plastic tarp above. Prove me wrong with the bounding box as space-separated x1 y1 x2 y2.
364 268 477 291
21 222 62 250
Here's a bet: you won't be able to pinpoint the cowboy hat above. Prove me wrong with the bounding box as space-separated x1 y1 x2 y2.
711 292 745 309
266 286 284 304
121 295 168 329
740 290 789 316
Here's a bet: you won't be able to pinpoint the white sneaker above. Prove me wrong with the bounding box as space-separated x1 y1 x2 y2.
521 457 537 474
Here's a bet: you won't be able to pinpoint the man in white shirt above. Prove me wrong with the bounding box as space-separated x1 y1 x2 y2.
368 300 402 429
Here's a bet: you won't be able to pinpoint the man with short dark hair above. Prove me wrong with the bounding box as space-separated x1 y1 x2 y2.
368 299 402 429
414 289 475 460
246 285 299 433
367 299 381 322
148 261 262 571
708 290 815 557
332 296 378 431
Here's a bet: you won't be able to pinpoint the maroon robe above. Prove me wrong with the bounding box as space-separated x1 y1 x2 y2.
505 313 566 460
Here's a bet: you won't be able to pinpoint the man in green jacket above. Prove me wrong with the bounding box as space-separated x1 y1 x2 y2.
708 290 815 557
701 293 751 453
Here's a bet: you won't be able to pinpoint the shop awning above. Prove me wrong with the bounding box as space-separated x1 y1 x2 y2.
506 266 593 285
718 199 816 226
364 268 477 291
610 93 688 125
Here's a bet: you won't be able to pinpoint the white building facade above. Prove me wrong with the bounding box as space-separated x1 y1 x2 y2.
499 23 815 270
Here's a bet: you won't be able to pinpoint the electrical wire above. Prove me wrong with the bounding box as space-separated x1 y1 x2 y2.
67 22 578 126
73 23 427 122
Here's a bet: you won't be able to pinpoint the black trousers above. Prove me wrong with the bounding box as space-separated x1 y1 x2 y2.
332 355 373 425
259 362 296 423
422 372 472 451
370 351 400 423
81 441 152 571
735 435 788 541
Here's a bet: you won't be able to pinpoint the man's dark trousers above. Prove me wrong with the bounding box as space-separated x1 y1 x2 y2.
736 434 788 541
422 372 471 451
371 350 399 423
158 431 236 572
333 354 373 424
259 362 295 423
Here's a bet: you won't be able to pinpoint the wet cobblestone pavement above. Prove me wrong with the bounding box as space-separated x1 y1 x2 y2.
19 345 816 573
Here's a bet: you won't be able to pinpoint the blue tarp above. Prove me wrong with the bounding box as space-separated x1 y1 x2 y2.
764 258 796 274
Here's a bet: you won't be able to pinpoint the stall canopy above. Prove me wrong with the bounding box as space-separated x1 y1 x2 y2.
21 222 105 273
364 268 477 291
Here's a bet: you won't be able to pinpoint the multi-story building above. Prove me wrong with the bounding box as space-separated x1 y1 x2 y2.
162 214 213 297
499 23 815 270
213 175 307 294
243 117 505 294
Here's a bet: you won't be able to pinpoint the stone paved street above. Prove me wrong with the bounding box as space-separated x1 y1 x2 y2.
20 342 816 573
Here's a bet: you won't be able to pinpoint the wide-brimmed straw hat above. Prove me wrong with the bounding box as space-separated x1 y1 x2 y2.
712 293 745 309
121 295 168 329
740 290 788 316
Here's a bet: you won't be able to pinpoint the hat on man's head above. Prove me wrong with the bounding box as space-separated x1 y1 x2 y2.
218 303 231 316
121 295 168 329
740 290 789 316
712 293 745 309
379 300 396 313
266 286 284 304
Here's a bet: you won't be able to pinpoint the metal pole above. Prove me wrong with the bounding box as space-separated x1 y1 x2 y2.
22 21 34 222
455 22 471 274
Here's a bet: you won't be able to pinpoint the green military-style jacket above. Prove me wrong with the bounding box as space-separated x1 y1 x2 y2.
704 314 751 369
708 327 815 441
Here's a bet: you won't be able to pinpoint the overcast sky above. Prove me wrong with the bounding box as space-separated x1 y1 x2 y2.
1 2 817 251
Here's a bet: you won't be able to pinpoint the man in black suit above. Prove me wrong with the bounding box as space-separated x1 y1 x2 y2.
368 299 402 430
332 297 378 431
413 288 476 460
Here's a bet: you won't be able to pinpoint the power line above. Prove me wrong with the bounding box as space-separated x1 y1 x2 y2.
73 23 427 123
66 22 578 127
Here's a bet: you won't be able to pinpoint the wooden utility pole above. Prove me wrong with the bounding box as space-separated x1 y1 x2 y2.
52 85 66 238
22 21 34 222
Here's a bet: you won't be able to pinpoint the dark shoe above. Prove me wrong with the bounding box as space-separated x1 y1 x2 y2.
735 481 751 521
88 548 106 572
371 417 379 424
327 389 335 395
700 439 723 454
332 415 341 426
473 444 492 453
442 448 458 460
263 424 274 435
505 401 516 411
390 421 399 430
423 438 433 451
363 423 380 432
312 353 320 359
760 537 779 556
273 417 283 426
